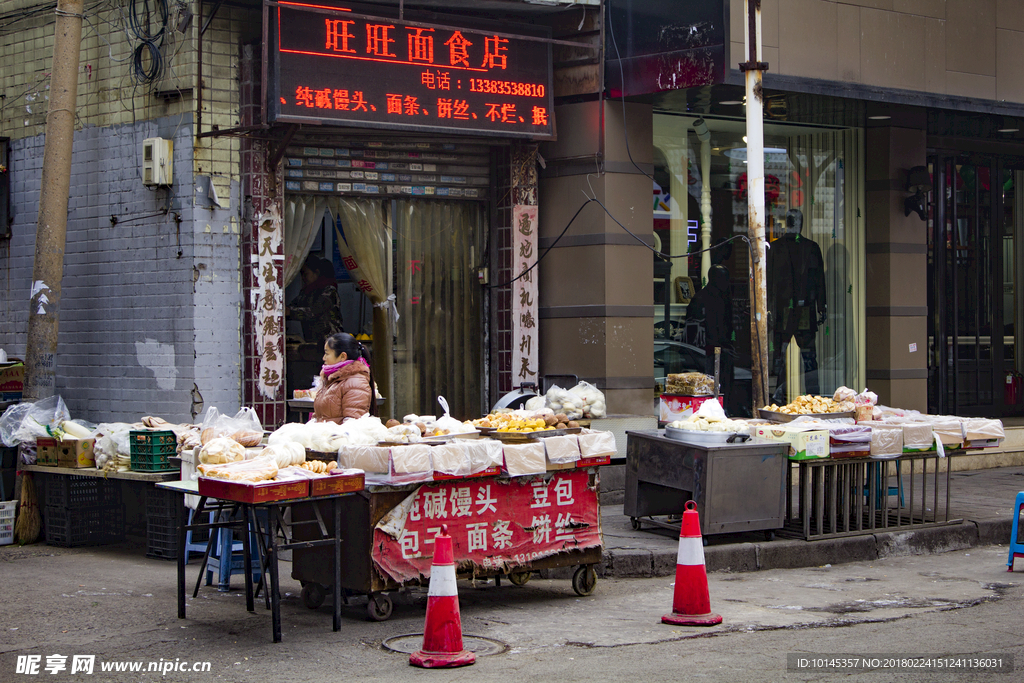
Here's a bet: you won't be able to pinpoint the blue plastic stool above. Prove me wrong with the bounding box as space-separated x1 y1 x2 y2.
865 461 904 508
183 509 214 563
205 510 264 591
1007 492 1024 572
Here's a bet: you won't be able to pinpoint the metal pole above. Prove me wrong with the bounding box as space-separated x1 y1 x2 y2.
741 0 769 411
22 0 84 400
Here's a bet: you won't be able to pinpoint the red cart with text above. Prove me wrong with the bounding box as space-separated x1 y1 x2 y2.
290 464 605 621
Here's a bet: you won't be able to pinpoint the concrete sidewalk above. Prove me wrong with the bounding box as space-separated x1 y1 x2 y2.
591 465 1024 579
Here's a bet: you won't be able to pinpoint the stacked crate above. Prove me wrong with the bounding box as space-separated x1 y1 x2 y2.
146 486 185 560
44 476 123 547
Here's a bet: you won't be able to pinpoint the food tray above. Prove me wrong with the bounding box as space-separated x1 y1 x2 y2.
663 426 750 444
758 409 855 422
488 427 582 443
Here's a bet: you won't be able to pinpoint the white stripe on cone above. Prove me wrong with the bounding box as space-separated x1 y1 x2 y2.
427 564 458 597
676 537 706 567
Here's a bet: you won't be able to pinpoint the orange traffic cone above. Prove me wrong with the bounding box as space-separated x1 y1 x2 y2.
410 525 476 668
662 500 722 626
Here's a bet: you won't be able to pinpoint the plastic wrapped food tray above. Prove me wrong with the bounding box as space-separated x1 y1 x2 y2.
758 409 855 422
663 426 749 444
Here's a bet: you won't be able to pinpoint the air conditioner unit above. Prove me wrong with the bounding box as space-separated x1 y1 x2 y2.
142 137 173 186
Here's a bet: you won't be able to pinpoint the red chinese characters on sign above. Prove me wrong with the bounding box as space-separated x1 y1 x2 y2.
371 470 600 583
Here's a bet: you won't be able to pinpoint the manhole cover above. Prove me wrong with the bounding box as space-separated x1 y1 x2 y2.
382 634 508 657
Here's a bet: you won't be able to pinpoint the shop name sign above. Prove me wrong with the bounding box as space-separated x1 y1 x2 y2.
270 2 555 138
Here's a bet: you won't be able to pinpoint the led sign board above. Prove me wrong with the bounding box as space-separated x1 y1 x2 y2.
269 2 555 139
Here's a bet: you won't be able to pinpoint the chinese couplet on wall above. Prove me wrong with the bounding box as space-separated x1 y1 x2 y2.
254 208 284 399
371 470 601 583
511 204 538 387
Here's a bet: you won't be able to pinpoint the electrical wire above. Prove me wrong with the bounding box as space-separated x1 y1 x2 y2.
607 9 653 182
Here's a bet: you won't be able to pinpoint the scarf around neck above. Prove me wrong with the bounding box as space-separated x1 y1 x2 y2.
322 357 369 378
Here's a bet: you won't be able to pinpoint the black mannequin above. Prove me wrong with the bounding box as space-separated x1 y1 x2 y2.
768 209 826 402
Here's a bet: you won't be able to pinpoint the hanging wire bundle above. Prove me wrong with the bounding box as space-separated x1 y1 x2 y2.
127 0 169 84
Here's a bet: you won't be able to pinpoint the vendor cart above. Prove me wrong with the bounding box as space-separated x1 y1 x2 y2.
624 430 789 540
291 467 604 620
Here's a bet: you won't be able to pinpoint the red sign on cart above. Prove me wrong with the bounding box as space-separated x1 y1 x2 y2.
372 470 600 583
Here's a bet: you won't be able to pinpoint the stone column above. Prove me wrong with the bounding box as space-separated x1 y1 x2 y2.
537 100 655 415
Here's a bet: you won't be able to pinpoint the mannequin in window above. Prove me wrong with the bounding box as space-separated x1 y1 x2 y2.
685 264 734 411
768 209 826 403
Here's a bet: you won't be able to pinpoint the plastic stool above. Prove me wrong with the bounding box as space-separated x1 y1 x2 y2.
865 461 904 508
183 509 214 563
205 510 264 591
1007 492 1024 571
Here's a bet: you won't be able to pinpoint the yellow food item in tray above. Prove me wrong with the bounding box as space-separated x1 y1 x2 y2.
764 395 844 415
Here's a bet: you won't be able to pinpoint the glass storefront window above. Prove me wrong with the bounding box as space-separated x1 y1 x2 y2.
652 114 865 416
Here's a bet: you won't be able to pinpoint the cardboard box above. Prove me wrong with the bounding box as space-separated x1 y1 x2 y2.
755 424 829 459
36 437 59 466
198 477 310 504
56 438 96 468
659 395 722 422
433 466 501 481
0 362 24 392
576 455 611 467
310 470 365 496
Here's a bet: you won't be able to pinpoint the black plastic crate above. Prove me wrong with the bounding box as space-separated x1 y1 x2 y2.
0 446 16 469
146 523 179 560
45 504 124 548
44 475 121 509
130 431 178 472
146 487 184 522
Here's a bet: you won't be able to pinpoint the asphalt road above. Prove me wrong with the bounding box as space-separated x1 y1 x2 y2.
1 543 1021 682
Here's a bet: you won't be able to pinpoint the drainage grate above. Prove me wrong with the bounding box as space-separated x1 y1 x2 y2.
382 634 509 658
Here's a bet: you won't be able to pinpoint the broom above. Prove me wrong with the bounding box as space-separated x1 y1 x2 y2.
14 472 41 544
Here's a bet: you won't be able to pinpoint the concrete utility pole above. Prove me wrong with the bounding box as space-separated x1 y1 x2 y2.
22 0 84 400
741 0 769 411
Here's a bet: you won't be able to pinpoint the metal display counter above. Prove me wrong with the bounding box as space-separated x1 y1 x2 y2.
624 430 789 539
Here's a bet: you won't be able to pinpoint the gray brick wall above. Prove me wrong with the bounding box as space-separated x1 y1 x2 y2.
0 114 242 424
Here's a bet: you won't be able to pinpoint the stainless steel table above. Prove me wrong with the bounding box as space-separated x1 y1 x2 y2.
624 430 789 539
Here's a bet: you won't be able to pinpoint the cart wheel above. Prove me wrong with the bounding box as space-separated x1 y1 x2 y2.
508 570 532 586
763 530 776 542
702 536 709 547
630 517 641 531
572 565 597 596
366 593 393 622
301 583 326 610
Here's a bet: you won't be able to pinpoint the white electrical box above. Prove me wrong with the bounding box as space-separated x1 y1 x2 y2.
142 137 173 186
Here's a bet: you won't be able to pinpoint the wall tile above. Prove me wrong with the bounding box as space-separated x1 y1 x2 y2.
860 8 927 90
996 0 1024 31
945 0 996 76
945 70 997 99
925 18 948 93
778 0 839 80
892 0 945 18
837 4 862 81
996 29 1024 102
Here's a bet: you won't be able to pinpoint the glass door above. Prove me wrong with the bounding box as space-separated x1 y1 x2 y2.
927 153 1021 416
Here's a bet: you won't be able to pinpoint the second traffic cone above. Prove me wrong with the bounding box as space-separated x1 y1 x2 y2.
410 525 476 668
662 500 722 626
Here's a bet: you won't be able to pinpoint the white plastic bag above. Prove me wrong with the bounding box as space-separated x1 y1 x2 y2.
200 406 264 446
569 381 607 418
0 395 71 446
545 385 584 420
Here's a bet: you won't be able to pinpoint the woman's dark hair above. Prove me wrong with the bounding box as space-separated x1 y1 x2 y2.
325 332 376 416
303 255 334 279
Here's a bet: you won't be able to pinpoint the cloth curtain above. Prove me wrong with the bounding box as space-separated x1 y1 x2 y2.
783 129 863 397
282 196 327 287
325 197 394 417
393 200 485 419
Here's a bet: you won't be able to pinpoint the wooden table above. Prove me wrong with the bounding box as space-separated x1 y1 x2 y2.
22 464 180 482
157 480 353 643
